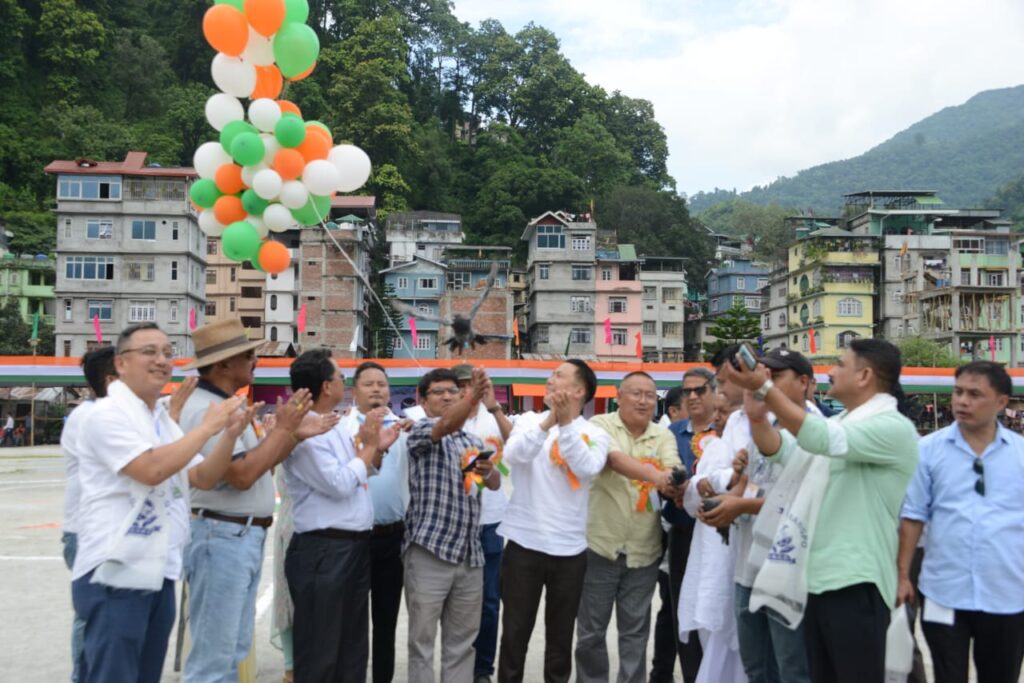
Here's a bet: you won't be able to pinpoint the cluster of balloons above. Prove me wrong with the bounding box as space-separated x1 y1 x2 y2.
189 0 373 274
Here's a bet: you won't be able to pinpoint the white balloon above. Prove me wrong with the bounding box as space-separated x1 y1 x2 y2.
199 209 226 237
193 142 233 179
279 181 309 209
248 215 270 238
241 27 275 66
211 53 257 99
328 145 372 192
248 98 282 132
260 134 281 164
252 169 283 200
205 93 244 132
264 203 296 232
302 160 341 196
240 162 268 187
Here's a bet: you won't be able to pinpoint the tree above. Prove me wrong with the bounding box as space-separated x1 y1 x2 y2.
896 338 960 368
702 299 761 360
0 300 54 355
697 199 795 265
550 113 632 198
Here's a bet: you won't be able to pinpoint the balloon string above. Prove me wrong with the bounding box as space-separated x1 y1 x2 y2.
309 201 425 370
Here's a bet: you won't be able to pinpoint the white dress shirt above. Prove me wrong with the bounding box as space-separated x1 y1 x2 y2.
61 400 98 535
464 403 509 526
498 411 610 556
284 418 374 533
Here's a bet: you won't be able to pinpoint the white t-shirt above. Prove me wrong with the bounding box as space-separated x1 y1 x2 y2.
60 401 99 534
464 403 509 526
72 380 198 582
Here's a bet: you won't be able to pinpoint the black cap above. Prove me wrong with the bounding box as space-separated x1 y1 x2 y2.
759 348 815 379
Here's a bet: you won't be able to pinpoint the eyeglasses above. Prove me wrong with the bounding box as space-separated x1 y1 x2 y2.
427 387 461 396
623 390 658 402
973 458 985 496
681 383 711 397
119 346 176 360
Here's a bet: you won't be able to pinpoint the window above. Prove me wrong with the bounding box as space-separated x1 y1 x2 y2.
987 271 1005 287
270 294 278 311
757 278 768 289
736 278 746 290
601 267 612 281
643 321 656 334
802 334 809 351
448 272 471 290
128 300 156 322
609 297 627 314
611 328 627 345
571 265 592 281
64 218 72 239
960 269 971 286
397 276 409 290
812 299 821 317
896 323 904 337
87 299 113 321
417 304 432 315
242 261 257 271
570 296 592 313
571 234 592 251
745 296 761 310
241 286 263 298
837 297 862 317
58 175 121 200
418 277 438 289
954 237 982 254
207 239 218 255
171 222 179 241
131 220 156 240
778 312 786 327
662 322 681 337
709 280 718 293
535 325 549 344
171 260 178 281
643 286 656 300
536 225 565 249
63 340 72 356
66 256 114 280
710 299 719 313
891 289 903 304
837 330 860 348
570 327 592 344
662 287 682 303
415 335 432 350
270 326 278 342
762 313 771 329
230 267 237 282
205 302 217 316
126 261 155 282
240 316 261 328
63 299 72 321
229 297 236 312
169 300 179 322
538 264 549 280
206 270 217 285
985 238 1009 255
86 219 113 240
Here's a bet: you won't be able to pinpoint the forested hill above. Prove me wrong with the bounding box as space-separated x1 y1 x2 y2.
688 85 1024 214
0 0 715 267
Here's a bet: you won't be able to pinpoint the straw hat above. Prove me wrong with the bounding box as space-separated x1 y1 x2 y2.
182 319 264 370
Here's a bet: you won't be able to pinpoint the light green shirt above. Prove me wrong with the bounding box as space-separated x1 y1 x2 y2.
586 412 680 568
776 399 918 607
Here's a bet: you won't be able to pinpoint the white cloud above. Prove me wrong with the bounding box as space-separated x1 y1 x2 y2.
450 0 1024 195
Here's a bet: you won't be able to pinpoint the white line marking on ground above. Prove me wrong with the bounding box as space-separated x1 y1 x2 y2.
0 555 63 561
255 584 274 621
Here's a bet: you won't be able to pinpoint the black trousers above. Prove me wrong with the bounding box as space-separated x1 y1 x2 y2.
921 599 1024 683
651 524 703 683
804 583 889 683
369 525 405 683
285 531 371 683
496 540 588 683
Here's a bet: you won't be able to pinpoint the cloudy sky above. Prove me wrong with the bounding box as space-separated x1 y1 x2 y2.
450 0 1024 196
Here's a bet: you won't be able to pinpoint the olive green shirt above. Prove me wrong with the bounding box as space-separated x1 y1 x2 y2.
586 412 680 567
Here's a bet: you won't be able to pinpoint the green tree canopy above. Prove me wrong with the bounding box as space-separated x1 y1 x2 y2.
703 299 762 360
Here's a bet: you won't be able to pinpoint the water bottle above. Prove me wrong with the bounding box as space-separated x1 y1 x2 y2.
884 605 914 683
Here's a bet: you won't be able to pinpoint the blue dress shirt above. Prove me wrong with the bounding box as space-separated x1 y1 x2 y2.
344 409 409 525
902 422 1024 614
664 419 713 527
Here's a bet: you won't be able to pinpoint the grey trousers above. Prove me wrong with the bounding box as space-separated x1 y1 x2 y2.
575 550 661 683
404 543 483 683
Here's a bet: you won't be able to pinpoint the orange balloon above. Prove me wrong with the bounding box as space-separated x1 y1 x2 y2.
213 195 247 225
251 64 283 100
244 0 286 38
296 126 331 161
215 164 245 195
288 63 316 82
258 240 291 274
273 148 305 181
276 99 302 118
203 5 249 57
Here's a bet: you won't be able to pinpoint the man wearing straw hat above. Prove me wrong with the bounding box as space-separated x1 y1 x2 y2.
178 320 338 683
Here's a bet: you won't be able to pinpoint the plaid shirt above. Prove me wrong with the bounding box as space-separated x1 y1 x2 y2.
404 416 485 567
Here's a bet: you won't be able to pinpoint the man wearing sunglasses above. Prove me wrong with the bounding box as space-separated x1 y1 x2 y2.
898 361 1024 683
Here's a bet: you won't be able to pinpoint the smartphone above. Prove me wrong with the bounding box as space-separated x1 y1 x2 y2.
462 449 495 473
736 343 758 371
670 465 689 486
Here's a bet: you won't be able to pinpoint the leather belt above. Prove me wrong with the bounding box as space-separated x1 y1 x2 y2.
305 528 372 541
192 508 273 529
371 520 405 537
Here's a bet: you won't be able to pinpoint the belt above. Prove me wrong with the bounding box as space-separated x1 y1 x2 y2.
371 520 405 537
305 528 372 541
192 509 273 529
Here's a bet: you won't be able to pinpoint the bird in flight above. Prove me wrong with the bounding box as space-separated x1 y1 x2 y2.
392 262 512 354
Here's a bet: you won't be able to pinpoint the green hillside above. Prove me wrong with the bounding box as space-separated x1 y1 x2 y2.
688 85 1024 214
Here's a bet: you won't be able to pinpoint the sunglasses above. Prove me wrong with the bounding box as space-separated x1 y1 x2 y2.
973 458 985 496
681 382 711 398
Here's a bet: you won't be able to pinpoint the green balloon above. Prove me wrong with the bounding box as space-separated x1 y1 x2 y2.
220 120 257 155
274 115 307 148
241 189 269 216
215 0 245 9
283 0 310 24
272 23 320 79
189 179 222 209
222 221 262 261
290 194 332 226
248 256 266 272
230 132 265 166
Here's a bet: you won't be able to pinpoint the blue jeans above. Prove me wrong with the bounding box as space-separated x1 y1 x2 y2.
183 516 266 683
62 532 86 682
473 523 504 676
734 583 811 683
71 571 176 683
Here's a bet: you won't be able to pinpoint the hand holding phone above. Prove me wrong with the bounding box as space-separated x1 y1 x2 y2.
736 343 758 371
462 449 495 473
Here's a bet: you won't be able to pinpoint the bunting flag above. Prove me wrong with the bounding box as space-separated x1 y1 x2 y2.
409 316 419 348
900 240 908 257
757 335 764 352
564 333 571 356
512 317 520 346
603 318 612 344
92 314 102 343
30 313 39 341
990 335 997 361
188 307 197 331
809 327 817 354
297 304 307 333
349 322 361 353
635 331 643 359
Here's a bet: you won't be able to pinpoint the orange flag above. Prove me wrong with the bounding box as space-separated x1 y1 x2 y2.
635 331 643 359
809 327 817 353
512 318 520 346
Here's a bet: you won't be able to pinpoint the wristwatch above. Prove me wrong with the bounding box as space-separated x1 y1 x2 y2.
487 404 502 414
753 378 775 401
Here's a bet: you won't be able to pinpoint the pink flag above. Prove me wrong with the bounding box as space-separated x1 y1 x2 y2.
92 314 102 343
990 335 996 361
188 307 197 331
634 331 643 359
603 318 612 344
297 304 307 333
409 316 419 348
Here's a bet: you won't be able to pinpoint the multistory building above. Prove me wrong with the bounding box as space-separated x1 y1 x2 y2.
0 252 55 325
639 256 687 362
